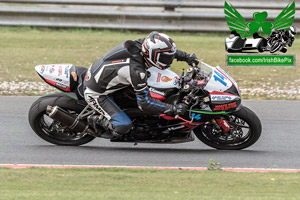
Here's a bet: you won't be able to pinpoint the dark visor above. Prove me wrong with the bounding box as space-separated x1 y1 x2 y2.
159 53 175 66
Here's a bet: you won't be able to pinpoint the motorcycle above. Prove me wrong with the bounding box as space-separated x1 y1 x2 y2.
28 61 262 150
264 28 296 53
266 33 289 53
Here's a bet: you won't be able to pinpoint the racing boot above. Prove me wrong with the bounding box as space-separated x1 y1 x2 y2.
87 115 121 139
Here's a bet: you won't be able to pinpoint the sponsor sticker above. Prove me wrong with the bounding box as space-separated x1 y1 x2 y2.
149 87 165 96
56 78 63 82
40 65 45 74
213 102 237 111
211 95 234 101
156 73 162 82
58 66 63 76
173 76 179 85
87 95 105 115
65 66 70 78
161 76 172 82
85 71 91 82
71 72 78 82
49 66 55 74
191 113 201 120
55 82 67 90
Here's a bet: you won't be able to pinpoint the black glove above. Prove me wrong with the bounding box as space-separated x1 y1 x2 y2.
186 53 199 66
172 103 188 117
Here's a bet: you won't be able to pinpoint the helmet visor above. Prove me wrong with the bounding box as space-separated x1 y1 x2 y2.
158 52 175 67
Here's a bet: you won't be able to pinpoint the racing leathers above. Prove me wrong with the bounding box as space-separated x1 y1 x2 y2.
84 39 196 137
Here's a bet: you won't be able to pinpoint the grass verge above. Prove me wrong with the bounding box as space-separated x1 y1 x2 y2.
0 27 299 99
1 167 300 200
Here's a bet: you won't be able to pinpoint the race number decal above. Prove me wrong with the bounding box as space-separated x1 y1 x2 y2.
213 70 227 86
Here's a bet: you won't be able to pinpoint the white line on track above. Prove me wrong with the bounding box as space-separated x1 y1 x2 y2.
1 164 300 173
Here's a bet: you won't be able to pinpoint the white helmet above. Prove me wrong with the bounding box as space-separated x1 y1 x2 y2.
289 26 296 37
142 32 176 70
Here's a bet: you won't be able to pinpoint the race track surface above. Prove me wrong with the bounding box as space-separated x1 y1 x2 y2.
0 96 299 169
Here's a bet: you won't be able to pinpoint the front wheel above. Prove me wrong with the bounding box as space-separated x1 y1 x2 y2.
270 41 282 53
194 106 262 150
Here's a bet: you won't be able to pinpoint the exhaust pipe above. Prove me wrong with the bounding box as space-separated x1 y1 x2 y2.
46 105 96 136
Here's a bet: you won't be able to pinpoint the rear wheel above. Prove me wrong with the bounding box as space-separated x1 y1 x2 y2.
194 106 261 150
28 93 95 146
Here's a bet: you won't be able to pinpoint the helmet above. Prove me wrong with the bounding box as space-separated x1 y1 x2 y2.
142 32 176 70
289 26 296 37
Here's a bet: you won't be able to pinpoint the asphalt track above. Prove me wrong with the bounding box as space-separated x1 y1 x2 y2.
0 96 300 170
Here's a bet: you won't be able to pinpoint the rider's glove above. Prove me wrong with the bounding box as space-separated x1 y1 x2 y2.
186 53 199 66
172 103 188 117
163 103 188 117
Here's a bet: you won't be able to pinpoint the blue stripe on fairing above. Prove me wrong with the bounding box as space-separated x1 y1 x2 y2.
111 112 132 127
92 48 127 74
143 89 166 108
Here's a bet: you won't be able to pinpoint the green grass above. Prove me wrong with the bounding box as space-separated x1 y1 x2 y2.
1 167 300 200
0 27 299 99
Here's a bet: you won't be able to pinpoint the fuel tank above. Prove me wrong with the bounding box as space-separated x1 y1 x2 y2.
147 67 180 90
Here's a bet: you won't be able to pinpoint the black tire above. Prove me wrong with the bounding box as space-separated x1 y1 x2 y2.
280 47 287 53
194 106 262 150
28 93 95 146
258 47 264 53
270 41 282 53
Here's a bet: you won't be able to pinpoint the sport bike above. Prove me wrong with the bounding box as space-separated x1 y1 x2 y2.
28 61 262 150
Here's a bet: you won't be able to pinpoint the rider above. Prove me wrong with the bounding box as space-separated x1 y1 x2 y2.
84 31 199 138
267 26 297 53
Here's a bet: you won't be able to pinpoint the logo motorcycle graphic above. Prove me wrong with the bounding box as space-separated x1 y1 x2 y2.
225 1 295 37
224 1 296 54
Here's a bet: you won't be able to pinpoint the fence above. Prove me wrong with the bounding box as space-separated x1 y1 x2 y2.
0 0 299 32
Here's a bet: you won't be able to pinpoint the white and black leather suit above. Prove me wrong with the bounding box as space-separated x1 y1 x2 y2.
84 38 194 135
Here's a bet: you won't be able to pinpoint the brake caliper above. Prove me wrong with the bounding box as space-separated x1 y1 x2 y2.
215 119 231 132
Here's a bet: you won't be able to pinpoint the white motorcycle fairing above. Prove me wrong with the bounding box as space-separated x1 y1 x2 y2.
146 67 180 101
35 64 74 92
146 62 241 112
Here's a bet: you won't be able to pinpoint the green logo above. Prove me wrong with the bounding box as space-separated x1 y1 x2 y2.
224 1 295 37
